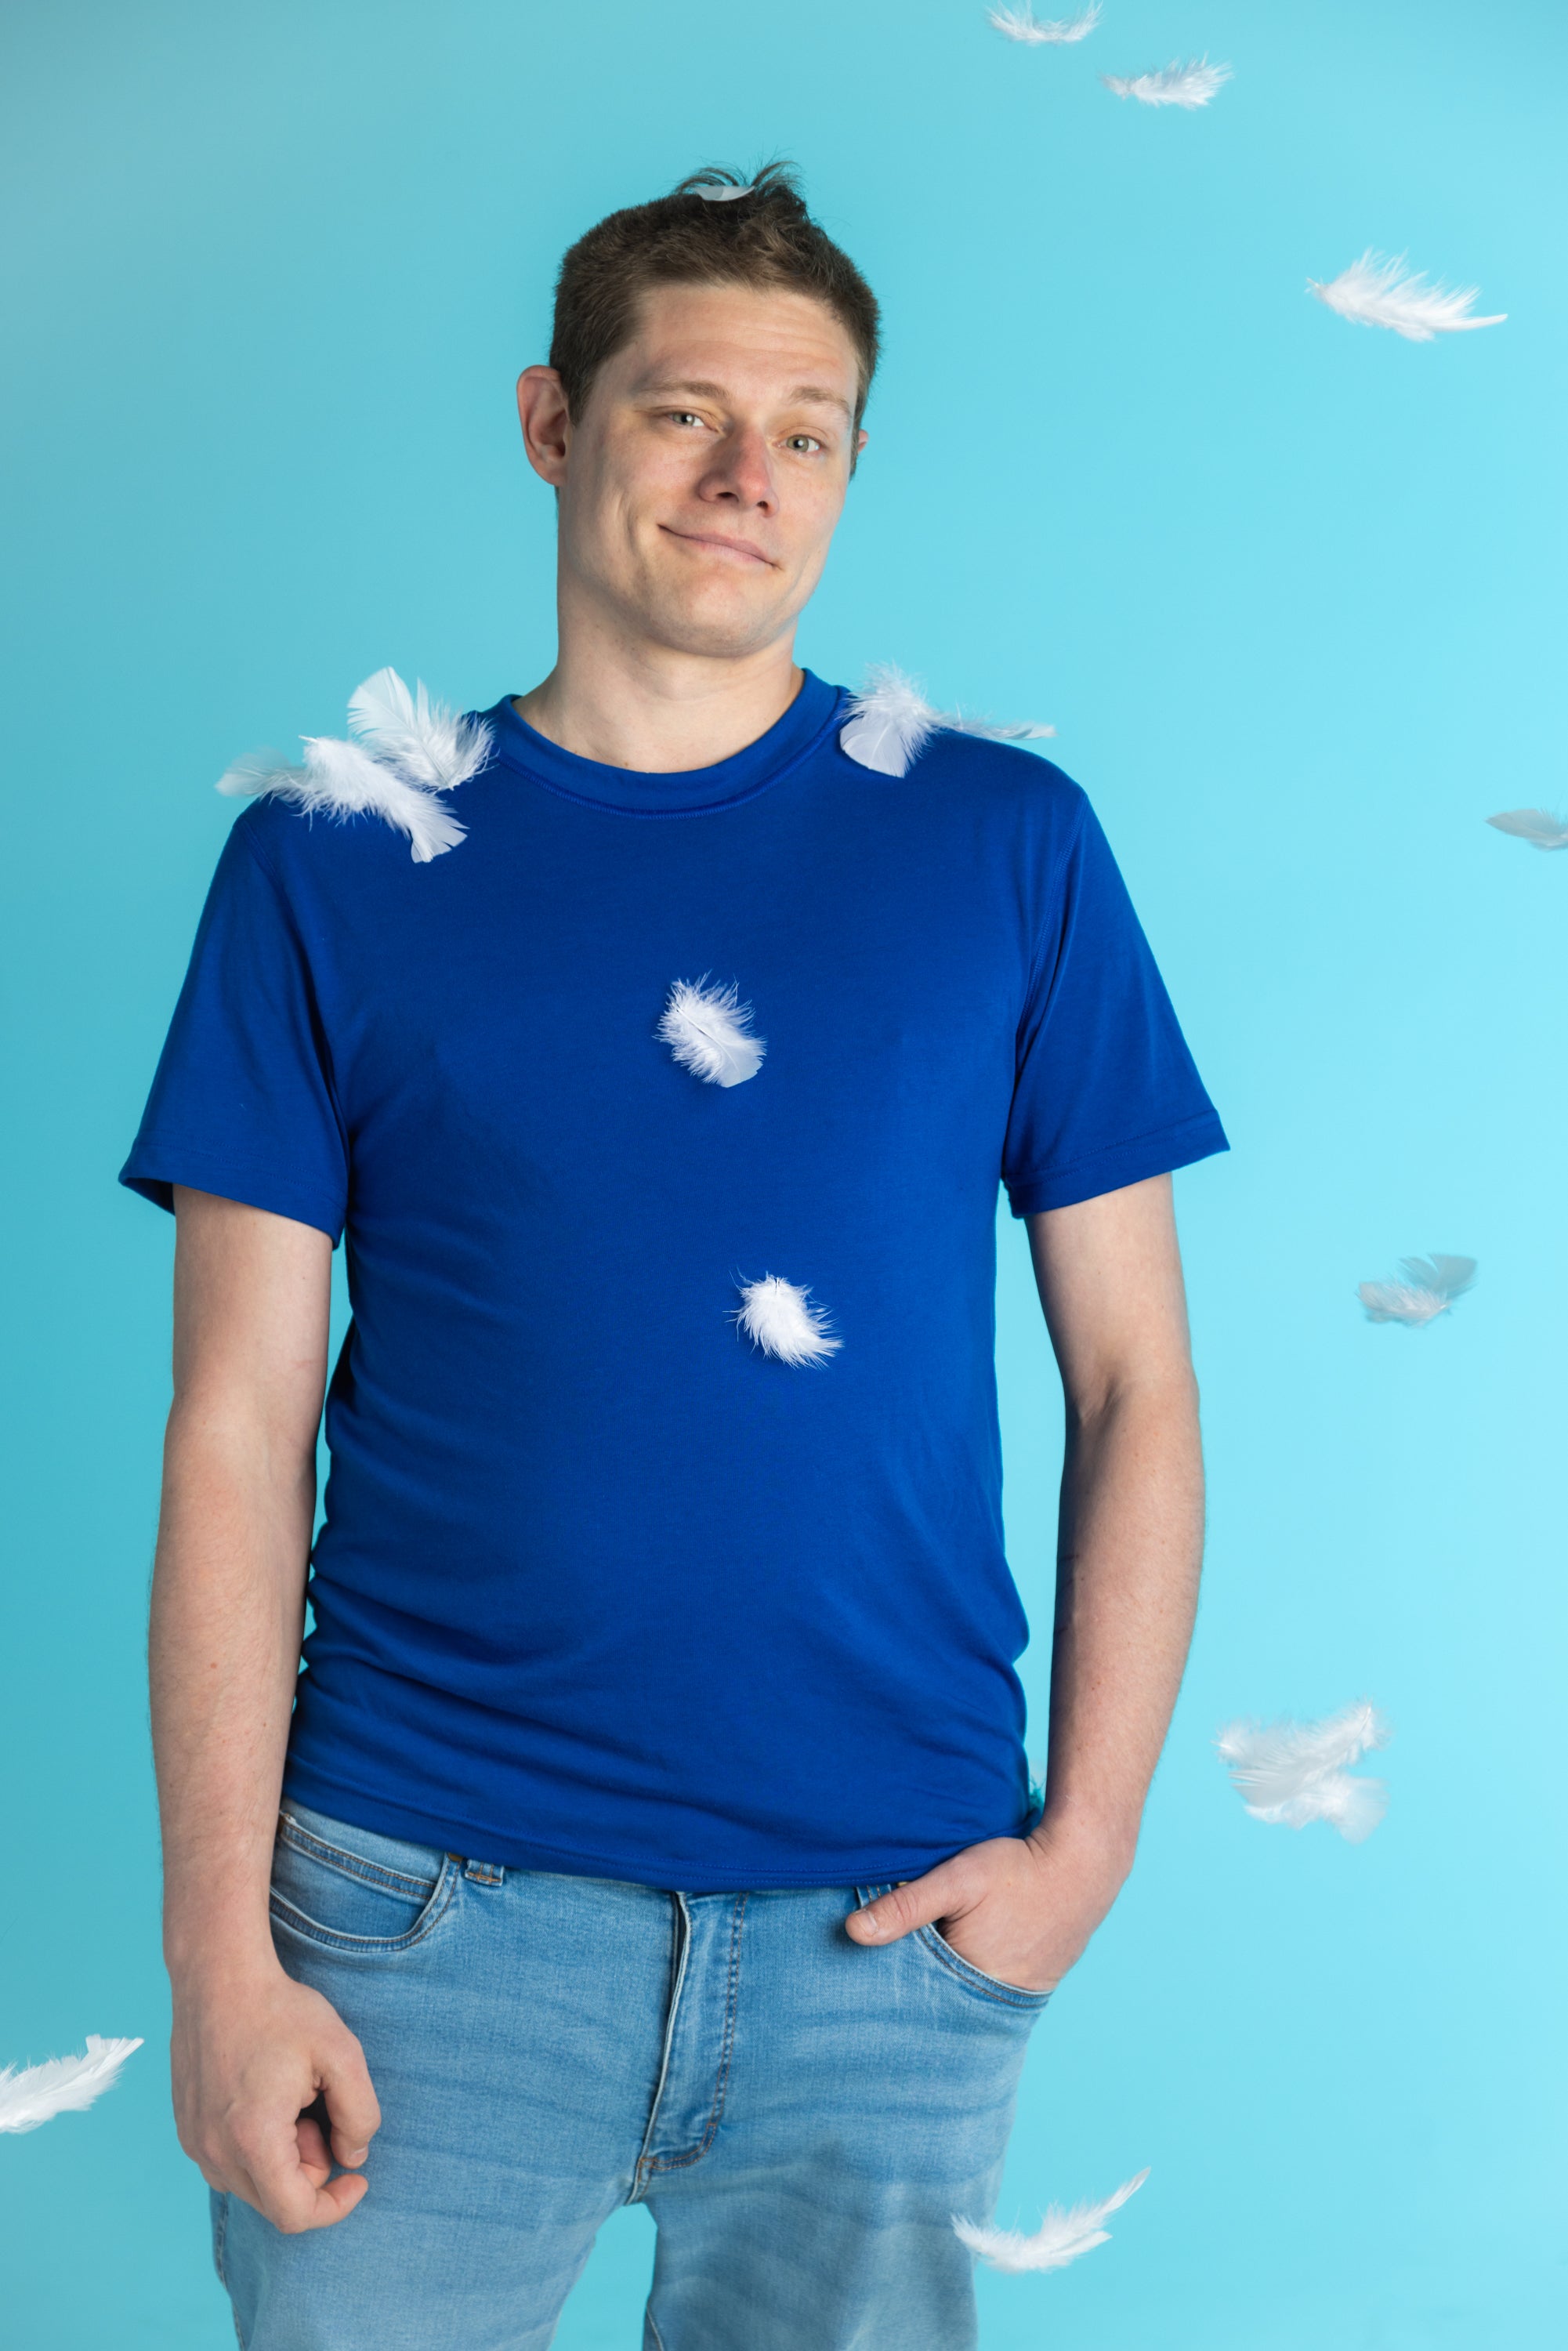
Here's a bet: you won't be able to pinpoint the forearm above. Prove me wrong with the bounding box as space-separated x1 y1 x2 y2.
151 1403 313 1987
1034 1372 1204 1872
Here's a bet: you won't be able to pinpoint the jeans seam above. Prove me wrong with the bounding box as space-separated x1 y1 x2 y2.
645 2306 668 2351
267 1857 459 1955
917 1923 1052 2010
277 1813 441 1900
632 1895 692 2199
638 1893 748 2179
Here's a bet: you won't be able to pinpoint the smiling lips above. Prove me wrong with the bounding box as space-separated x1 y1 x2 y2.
661 525 777 567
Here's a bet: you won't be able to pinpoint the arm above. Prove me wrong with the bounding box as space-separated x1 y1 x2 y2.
152 1186 379 2230
846 1172 1204 1990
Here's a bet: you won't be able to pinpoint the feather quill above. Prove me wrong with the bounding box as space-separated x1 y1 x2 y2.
735 1276 840 1365
1308 252 1505 342
1216 1701 1390 1841
840 665 1053 778
1487 808 1568 851
657 978 766 1087
0 2035 143 2134
1103 57 1231 107
955 2169 1149 2273
988 2 1100 43
1357 1253 1476 1328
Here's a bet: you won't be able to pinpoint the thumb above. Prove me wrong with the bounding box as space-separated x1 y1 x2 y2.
846 1864 965 1947
319 2035 381 2169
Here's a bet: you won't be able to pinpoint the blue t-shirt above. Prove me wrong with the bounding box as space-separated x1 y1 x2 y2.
121 669 1227 1889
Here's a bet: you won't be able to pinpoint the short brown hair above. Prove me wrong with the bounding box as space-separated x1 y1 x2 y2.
549 162 881 429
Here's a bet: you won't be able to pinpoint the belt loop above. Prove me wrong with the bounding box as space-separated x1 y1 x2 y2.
451 1853 505 1886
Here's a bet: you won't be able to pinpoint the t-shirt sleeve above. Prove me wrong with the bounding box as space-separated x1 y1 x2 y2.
118 820 349 1243
1001 794 1229 1217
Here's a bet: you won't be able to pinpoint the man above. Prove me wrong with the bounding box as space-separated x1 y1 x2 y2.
123 163 1227 2349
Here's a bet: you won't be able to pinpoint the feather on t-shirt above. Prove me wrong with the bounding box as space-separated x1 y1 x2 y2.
120 669 1227 1887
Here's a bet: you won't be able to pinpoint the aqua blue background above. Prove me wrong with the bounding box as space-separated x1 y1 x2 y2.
2 0 1563 2341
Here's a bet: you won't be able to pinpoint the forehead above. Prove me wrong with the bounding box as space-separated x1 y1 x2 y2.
611 280 861 412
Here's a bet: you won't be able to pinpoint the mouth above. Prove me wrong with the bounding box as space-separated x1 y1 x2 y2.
659 526 777 569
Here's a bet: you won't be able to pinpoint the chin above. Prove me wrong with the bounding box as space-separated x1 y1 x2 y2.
640 585 795 662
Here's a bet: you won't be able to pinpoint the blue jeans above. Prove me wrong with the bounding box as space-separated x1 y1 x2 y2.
215 1799 1049 2349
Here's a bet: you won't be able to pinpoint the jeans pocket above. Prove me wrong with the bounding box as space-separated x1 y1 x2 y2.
916 1922 1054 2012
269 1804 458 1954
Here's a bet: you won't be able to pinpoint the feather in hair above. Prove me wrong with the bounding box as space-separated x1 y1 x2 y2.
0 2035 143 2134
1308 252 1505 341
988 2 1100 43
657 977 766 1087
1216 1701 1390 1841
1487 807 1568 850
1357 1253 1476 1328
955 2169 1149 2273
1103 57 1231 107
734 1276 840 1366
840 665 1054 778
346 667 494 791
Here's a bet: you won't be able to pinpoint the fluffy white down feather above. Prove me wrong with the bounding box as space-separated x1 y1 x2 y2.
657 978 766 1087
987 2 1100 44
1103 57 1231 107
1357 1253 1476 1327
1307 252 1505 341
1487 807 1568 850
840 665 1054 778
0 2036 144 2134
1216 1702 1391 1842
954 2169 1149 2273
217 668 489 861
734 1277 840 1366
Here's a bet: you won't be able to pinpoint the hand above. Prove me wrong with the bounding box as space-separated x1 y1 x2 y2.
844 1814 1134 1993
170 1959 381 2232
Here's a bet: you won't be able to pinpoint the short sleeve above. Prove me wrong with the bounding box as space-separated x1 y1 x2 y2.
118 820 349 1243
1001 795 1229 1217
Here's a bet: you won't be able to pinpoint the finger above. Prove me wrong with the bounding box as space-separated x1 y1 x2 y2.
320 2039 380 2169
248 2134 370 2233
846 1864 967 1946
295 2112 333 2181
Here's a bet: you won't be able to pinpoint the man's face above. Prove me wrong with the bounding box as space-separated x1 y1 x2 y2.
527 281 865 661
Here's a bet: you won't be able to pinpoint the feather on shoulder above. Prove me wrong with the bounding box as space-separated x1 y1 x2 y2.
840 664 1054 777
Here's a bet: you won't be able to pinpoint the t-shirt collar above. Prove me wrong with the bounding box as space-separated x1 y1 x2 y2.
481 668 844 816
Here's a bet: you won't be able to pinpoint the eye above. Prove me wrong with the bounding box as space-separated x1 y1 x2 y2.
666 410 708 429
784 434 824 455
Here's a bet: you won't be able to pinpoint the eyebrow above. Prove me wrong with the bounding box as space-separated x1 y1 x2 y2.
633 378 853 422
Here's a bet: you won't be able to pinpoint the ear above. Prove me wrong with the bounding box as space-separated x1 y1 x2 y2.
517 366 572 487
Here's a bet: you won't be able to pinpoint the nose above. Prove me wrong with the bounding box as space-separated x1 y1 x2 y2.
697 426 777 516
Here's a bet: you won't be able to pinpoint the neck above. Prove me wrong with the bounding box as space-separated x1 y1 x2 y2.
514 585 804 773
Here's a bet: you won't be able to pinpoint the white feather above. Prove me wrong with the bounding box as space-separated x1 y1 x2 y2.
988 2 1100 44
219 735 466 863
840 664 1054 778
1307 252 1505 342
657 977 766 1087
1217 1702 1391 1842
955 2169 1149 2273
735 1276 840 1366
1103 57 1232 107
1487 807 1568 850
346 667 494 792
1357 1253 1476 1327
0 2035 143 2134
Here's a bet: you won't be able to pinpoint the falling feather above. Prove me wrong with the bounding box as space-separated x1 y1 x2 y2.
955 2170 1149 2273
657 978 766 1087
840 665 1053 778
0 2036 143 2134
1103 57 1231 107
346 667 494 792
219 735 466 864
735 1276 840 1366
1307 252 1505 342
1487 808 1568 851
1217 1702 1390 1841
1357 1253 1476 1328
988 2 1100 43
